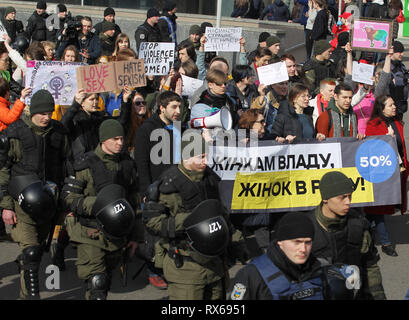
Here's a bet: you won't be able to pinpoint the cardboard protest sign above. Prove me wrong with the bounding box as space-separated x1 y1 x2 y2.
76 63 117 93
209 136 401 213
0 20 8 40
257 62 289 85
25 60 85 105
138 42 175 76
114 59 146 89
76 59 146 93
181 74 203 98
204 27 242 52
351 18 392 53
352 61 374 85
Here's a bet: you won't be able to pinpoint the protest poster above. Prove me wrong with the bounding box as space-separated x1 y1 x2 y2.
76 62 117 94
181 74 204 98
208 136 401 213
0 20 8 40
204 27 242 52
351 18 392 53
114 59 146 89
138 42 175 76
76 59 146 93
257 62 289 86
25 60 85 105
352 61 374 85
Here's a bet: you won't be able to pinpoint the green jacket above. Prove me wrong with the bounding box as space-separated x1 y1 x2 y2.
0 115 69 223
65 145 142 249
145 163 244 285
314 205 386 300
327 98 356 137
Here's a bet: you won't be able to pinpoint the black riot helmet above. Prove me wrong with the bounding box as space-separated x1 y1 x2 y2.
183 199 230 257
11 35 30 56
91 184 136 240
8 175 57 223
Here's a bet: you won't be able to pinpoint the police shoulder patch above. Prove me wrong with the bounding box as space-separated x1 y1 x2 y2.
140 34 145 39
231 283 246 300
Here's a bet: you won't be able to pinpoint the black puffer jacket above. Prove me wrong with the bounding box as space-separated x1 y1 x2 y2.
2 18 24 43
25 10 50 42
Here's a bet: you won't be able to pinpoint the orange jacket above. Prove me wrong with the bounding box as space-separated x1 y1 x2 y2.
0 96 25 131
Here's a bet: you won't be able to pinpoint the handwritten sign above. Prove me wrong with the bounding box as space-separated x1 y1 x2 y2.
0 20 8 40
138 42 175 76
181 74 204 98
76 59 146 93
115 59 146 89
204 27 242 52
25 60 85 105
257 62 289 86
352 61 374 85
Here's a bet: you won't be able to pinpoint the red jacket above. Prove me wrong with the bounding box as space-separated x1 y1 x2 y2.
365 117 408 214
0 96 25 132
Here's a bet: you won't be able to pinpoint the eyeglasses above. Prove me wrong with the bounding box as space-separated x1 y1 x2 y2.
134 100 146 106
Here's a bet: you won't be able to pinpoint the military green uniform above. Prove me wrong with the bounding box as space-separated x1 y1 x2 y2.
309 205 386 300
144 163 244 300
0 115 69 299
64 144 141 300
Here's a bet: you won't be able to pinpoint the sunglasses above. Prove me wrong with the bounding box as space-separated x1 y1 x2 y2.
134 100 146 106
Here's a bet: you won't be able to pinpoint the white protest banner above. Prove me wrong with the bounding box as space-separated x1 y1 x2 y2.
204 27 242 52
0 20 8 40
138 42 175 76
181 74 204 98
352 61 374 85
257 61 289 85
25 60 86 105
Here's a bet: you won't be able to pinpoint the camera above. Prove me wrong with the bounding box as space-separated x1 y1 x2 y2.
63 12 83 39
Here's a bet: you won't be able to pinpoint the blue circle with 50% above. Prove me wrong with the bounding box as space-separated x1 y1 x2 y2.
355 139 398 183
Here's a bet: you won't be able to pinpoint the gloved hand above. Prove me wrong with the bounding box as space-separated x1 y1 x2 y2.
339 265 361 290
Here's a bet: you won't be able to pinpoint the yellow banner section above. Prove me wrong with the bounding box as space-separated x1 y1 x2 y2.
231 167 374 210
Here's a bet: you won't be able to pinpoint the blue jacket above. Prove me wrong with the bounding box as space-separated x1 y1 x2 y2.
259 0 290 21
56 32 101 64
297 0 310 26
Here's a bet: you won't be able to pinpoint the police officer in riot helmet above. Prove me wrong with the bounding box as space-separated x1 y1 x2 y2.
229 212 360 300
63 119 142 300
308 171 386 300
0 89 69 300
143 130 246 300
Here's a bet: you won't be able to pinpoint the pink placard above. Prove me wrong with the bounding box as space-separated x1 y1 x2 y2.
351 19 392 52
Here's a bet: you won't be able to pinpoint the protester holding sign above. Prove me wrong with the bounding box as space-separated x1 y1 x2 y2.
364 95 409 256
251 47 273 86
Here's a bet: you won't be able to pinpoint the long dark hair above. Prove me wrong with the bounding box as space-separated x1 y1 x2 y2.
369 95 395 122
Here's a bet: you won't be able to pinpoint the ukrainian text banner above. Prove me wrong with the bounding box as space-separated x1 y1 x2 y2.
209 136 401 213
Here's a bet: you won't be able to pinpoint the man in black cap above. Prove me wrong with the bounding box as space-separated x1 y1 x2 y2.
302 39 336 94
134 8 162 54
389 40 408 120
229 211 359 300
0 89 69 299
157 1 178 45
25 1 50 42
64 119 141 300
308 171 386 300
98 21 116 56
2 6 24 44
92 7 121 41
247 31 271 64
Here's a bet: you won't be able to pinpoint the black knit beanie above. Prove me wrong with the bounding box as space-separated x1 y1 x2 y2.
276 212 315 241
30 90 55 116
259 32 271 43
104 7 115 17
99 119 124 142
319 171 355 200
36 1 47 10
